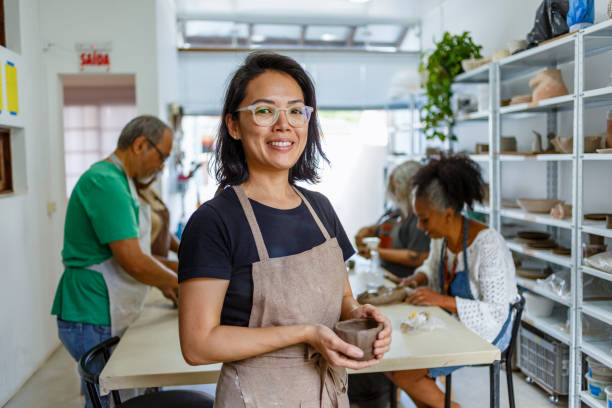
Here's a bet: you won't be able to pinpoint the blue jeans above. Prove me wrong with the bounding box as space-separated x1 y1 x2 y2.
57 318 112 408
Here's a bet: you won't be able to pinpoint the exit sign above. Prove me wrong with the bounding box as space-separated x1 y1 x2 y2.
75 42 111 72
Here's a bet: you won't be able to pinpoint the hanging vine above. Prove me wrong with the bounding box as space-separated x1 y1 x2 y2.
419 31 483 142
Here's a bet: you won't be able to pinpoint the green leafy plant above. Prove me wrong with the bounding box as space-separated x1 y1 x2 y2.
419 31 483 141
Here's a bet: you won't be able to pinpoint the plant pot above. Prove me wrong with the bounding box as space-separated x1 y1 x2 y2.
334 319 383 361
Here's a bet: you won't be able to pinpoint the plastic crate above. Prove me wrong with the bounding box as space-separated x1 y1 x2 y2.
517 324 570 395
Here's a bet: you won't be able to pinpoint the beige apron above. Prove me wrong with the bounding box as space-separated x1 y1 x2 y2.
214 185 350 408
87 154 151 337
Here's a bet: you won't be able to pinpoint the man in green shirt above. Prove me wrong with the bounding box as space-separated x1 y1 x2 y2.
51 115 178 408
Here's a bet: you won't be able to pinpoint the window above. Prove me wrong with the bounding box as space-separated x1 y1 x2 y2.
63 104 137 195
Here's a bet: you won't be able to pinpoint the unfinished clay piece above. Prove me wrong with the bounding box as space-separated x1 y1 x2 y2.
357 286 413 306
529 69 568 102
510 94 532 105
334 318 383 361
532 131 543 152
550 203 572 220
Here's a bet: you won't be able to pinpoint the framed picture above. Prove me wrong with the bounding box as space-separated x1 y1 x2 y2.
0 129 12 193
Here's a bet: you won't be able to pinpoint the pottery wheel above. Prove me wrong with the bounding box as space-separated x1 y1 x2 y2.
357 285 414 305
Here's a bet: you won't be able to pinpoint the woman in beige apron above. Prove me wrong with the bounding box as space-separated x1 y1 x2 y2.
178 52 391 407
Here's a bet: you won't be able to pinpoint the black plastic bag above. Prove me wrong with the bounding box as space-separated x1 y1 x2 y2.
526 0 570 48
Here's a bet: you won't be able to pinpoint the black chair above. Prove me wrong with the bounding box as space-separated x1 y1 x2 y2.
78 336 214 408
444 294 525 408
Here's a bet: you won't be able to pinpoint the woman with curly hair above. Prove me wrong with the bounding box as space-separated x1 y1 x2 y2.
388 154 517 408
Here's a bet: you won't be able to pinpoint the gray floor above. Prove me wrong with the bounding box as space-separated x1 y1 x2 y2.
4 346 566 408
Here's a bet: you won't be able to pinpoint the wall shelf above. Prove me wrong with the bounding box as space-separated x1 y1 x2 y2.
582 301 612 327
499 94 575 115
522 313 570 345
450 21 612 407
582 341 612 370
501 208 573 229
516 276 570 306
580 391 606 408
507 241 573 268
581 266 612 283
498 34 576 81
498 153 574 161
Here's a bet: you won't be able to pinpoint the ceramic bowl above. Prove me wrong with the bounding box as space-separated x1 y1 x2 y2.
517 198 563 213
516 231 551 240
461 57 491 72
508 39 527 54
334 318 383 361
523 292 554 317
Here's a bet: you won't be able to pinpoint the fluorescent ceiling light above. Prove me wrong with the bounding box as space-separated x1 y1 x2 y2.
321 33 336 41
251 34 265 42
348 0 371 3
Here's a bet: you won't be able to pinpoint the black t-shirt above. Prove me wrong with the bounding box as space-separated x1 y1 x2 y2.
178 186 355 327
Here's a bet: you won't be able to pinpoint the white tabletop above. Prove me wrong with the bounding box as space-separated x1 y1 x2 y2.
99 272 500 395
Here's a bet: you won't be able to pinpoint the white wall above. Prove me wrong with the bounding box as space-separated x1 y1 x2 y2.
0 0 58 404
0 0 180 404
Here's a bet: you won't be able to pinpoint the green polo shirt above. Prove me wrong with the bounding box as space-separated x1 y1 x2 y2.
51 160 139 325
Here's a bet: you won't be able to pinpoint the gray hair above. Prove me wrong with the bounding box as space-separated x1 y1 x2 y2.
412 178 451 212
117 115 170 150
387 160 421 214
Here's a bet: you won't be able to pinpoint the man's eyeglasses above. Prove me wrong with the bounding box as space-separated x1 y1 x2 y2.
235 104 314 127
145 137 169 163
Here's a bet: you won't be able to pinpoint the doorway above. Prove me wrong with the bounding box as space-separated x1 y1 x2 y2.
61 74 137 195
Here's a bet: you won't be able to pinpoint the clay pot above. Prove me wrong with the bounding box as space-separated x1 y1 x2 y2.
551 136 604 153
334 319 383 361
550 203 572 220
529 69 569 102
475 143 489 154
508 39 527 54
500 136 518 152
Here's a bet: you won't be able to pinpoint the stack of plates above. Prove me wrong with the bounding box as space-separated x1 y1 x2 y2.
515 231 557 249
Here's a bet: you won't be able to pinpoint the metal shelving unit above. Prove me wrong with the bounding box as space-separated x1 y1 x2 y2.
448 21 612 408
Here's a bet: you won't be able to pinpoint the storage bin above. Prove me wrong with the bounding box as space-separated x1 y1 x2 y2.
517 324 569 395
587 356 612 379
605 385 612 408
586 372 612 400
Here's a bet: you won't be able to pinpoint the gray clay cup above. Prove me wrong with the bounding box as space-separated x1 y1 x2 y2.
334 318 383 361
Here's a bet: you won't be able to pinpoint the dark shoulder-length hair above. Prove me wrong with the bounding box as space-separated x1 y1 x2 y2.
214 52 328 188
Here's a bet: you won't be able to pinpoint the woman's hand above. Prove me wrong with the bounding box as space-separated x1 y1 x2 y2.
307 324 380 370
355 225 376 248
347 304 392 360
399 275 420 288
405 288 447 307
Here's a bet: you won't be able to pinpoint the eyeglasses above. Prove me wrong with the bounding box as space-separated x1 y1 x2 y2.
144 137 169 163
235 104 314 127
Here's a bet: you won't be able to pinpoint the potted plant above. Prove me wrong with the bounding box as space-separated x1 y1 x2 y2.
419 31 483 141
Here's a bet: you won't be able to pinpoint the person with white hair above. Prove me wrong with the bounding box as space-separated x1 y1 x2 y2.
354 160 430 279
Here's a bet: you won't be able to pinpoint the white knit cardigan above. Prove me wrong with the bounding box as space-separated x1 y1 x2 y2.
415 228 518 342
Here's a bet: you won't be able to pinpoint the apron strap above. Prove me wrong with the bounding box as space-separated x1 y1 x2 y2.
232 185 270 261
292 187 331 240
